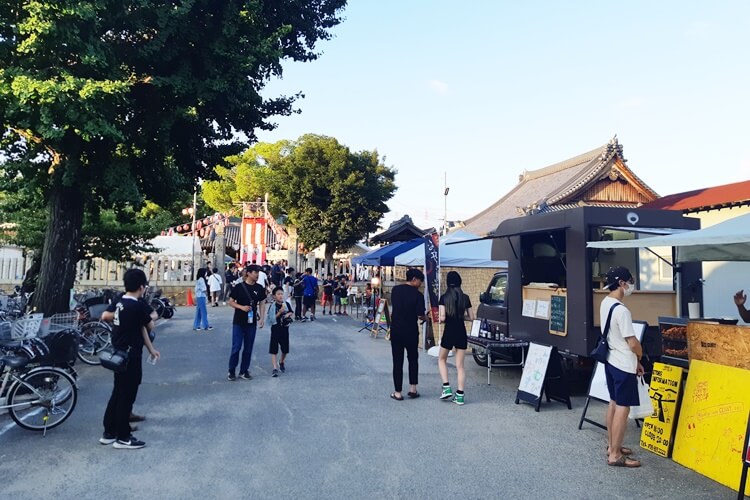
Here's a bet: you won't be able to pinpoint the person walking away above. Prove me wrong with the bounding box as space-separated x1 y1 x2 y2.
193 268 212 331
224 265 236 305
256 261 269 291
271 261 283 287
266 287 294 377
100 269 160 449
226 264 267 381
389 268 426 401
321 273 334 315
601 266 643 468
293 272 305 320
301 268 318 321
283 267 295 303
209 267 222 306
437 271 475 405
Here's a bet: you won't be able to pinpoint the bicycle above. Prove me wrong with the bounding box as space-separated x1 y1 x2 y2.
0 355 78 434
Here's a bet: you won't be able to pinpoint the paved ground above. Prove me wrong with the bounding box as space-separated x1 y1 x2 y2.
0 306 736 499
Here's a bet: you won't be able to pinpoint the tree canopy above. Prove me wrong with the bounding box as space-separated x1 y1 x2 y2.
203 134 397 261
0 0 346 313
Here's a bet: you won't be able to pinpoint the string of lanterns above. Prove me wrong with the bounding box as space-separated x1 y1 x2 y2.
160 213 231 238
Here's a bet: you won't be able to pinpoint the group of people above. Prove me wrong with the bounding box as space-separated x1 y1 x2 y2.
388 269 474 406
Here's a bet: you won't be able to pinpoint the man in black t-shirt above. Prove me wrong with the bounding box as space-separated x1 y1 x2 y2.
101 269 159 449
389 268 426 401
227 264 267 381
321 273 334 315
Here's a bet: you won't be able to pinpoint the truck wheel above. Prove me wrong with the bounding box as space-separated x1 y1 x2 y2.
473 351 489 367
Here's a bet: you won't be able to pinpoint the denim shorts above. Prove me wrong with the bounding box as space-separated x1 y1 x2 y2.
605 363 639 407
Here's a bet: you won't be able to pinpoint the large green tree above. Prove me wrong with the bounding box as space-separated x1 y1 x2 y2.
203 134 397 264
0 0 346 313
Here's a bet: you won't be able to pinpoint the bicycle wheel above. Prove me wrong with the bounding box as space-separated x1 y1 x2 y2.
77 321 111 365
8 367 77 431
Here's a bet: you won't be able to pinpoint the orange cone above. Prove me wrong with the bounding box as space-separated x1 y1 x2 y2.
186 289 195 306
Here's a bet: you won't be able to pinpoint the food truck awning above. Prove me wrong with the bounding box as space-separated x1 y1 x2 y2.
587 213 750 262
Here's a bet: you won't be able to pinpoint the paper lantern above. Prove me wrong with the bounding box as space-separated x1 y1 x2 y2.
196 221 203 230
161 231 166 236
183 224 190 231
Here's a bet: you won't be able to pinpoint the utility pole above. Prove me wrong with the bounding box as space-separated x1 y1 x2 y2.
443 171 449 236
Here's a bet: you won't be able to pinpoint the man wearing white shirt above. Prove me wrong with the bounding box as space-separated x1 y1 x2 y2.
601 266 644 468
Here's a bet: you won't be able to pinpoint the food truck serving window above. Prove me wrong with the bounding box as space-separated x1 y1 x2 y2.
520 230 566 287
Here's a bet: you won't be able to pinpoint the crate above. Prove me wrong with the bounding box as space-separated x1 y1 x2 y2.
39 312 79 336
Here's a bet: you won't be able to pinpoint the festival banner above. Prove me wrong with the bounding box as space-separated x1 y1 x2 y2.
423 232 440 348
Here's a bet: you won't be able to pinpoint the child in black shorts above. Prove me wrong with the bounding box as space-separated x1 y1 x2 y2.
266 287 294 377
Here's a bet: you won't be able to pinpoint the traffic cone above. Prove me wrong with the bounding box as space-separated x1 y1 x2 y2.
186 289 195 306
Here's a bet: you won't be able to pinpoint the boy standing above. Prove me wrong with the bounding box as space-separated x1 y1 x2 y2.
321 273 334 315
266 287 294 377
100 269 160 449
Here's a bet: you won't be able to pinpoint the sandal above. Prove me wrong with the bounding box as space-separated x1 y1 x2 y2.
606 446 633 456
390 392 404 401
607 455 641 468
407 391 420 399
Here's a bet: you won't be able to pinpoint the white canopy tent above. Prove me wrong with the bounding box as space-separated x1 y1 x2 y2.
394 229 507 268
586 212 750 262
148 235 201 256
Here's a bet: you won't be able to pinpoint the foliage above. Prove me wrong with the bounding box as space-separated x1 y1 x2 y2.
203 134 397 260
0 0 346 312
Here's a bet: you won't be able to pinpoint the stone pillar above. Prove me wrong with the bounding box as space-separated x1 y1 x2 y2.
287 225 300 272
214 225 226 272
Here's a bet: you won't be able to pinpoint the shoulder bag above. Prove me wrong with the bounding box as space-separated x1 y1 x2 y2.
589 302 621 364
99 346 130 372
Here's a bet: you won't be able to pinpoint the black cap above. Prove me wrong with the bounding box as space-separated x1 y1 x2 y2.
605 266 633 287
446 271 462 287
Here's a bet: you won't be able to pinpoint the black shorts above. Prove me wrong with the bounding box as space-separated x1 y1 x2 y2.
605 363 639 407
440 330 468 350
303 295 315 308
269 325 289 355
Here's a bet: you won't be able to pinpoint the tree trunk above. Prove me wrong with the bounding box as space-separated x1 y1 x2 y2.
33 185 85 315
324 245 335 276
21 251 42 295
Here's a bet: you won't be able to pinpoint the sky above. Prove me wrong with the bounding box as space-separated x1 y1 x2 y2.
257 1 750 232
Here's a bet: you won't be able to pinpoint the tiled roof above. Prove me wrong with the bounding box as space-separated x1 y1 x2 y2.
370 215 427 244
201 224 240 250
463 136 658 235
536 201 638 213
642 180 750 212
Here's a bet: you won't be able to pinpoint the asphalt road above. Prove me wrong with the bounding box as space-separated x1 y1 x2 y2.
0 306 736 499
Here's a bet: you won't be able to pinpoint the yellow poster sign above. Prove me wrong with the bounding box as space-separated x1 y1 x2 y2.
640 363 683 457
672 360 750 496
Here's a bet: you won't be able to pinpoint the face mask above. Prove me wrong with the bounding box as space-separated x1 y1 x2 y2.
623 283 634 297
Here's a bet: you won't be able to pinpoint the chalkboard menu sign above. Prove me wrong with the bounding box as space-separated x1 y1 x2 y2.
548 294 567 336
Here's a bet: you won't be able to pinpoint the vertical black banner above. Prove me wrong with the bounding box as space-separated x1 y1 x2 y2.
423 232 440 348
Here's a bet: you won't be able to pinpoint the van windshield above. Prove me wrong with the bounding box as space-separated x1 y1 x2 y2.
486 274 507 304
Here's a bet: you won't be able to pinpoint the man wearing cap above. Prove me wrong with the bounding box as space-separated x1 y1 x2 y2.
601 266 644 467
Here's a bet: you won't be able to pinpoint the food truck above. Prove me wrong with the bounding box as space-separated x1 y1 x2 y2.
473 206 702 370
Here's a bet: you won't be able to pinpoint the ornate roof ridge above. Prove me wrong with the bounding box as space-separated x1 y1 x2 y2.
546 136 633 205
519 142 609 183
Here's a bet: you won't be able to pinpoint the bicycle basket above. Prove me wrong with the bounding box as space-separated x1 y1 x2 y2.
0 321 12 340
10 313 43 340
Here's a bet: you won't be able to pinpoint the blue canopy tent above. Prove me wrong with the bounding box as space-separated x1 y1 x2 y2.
352 239 423 266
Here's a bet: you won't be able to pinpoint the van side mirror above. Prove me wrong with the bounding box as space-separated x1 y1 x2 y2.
479 292 488 304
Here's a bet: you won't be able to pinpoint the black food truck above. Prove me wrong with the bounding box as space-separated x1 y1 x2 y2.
472 206 702 372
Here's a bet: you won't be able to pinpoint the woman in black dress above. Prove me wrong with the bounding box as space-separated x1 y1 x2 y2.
437 271 475 405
